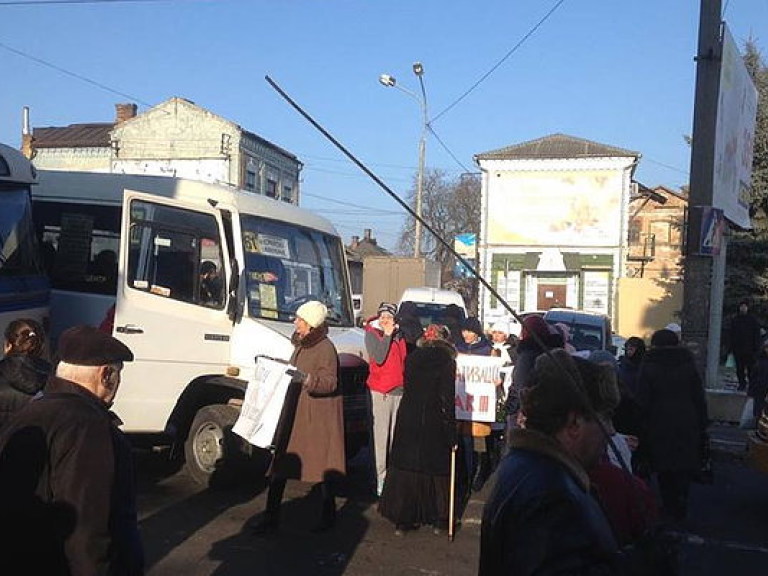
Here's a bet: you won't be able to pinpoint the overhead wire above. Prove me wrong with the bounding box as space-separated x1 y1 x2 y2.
430 0 569 124
0 40 154 107
0 0 199 5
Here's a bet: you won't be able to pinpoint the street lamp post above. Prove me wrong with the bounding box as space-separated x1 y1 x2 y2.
379 62 428 258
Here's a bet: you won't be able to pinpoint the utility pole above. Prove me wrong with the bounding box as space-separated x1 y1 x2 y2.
682 0 723 386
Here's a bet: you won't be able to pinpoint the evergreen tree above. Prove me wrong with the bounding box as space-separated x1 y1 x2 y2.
725 39 768 329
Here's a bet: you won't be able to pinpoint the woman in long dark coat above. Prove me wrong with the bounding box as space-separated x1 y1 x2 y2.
636 328 708 523
378 324 457 535
251 300 345 535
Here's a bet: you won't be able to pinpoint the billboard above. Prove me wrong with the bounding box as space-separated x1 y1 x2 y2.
487 170 623 246
713 24 758 229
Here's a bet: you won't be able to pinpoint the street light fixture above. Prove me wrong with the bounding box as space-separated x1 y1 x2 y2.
379 62 428 258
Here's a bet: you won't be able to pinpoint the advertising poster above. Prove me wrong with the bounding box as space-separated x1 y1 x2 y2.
487 170 623 246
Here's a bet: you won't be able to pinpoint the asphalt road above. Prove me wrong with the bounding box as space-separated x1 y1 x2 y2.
135 447 483 576
134 424 768 576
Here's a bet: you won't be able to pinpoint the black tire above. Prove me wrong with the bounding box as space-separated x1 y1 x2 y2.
184 404 249 488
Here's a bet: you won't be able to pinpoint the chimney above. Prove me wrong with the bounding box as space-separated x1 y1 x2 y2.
350 235 359 249
363 228 372 241
21 106 34 159
115 103 138 124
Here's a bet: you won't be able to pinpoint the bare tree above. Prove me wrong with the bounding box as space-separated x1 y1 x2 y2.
396 169 481 307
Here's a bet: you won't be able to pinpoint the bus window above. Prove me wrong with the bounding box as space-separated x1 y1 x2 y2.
32 202 120 296
127 199 224 309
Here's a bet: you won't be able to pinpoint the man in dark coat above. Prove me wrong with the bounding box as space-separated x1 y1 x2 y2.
728 300 763 391
636 328 709 523
480 349 622 575
0 325 143 575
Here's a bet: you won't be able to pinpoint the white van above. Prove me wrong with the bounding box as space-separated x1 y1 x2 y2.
398 286 467 327
32 170 369 486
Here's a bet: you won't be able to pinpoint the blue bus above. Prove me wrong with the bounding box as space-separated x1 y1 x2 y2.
0 143 50 356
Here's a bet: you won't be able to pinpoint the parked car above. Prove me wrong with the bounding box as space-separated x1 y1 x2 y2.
398 287 468 327
611 333 628 360
543 308 615 355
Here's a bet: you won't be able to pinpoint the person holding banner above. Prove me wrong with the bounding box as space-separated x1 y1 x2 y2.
250 300 345 535
456 316 496 493
378 324 457 536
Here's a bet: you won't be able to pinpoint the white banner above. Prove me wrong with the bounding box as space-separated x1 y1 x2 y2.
233 356 296 448
455 355 505 422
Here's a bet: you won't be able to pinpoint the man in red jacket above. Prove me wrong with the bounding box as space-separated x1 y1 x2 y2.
365 302 408 496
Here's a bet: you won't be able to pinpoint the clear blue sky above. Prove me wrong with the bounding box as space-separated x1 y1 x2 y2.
1 0 766 252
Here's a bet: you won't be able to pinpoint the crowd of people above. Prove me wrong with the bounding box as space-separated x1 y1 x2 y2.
5 296 767 575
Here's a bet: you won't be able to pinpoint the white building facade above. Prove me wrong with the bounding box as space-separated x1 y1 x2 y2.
474 134 640 329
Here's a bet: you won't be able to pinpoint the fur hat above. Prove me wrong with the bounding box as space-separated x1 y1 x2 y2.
296 300 328 328
57 325 134 366
523 349 619 433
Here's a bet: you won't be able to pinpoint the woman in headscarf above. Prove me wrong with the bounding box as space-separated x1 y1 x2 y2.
251 300 345 535
378 324 457 536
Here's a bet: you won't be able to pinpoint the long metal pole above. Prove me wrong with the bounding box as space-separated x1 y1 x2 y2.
414 73 428 258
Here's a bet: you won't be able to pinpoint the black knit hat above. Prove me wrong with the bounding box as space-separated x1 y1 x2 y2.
462 316 484 338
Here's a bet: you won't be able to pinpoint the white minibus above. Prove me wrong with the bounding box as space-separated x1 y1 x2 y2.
32 170 369 486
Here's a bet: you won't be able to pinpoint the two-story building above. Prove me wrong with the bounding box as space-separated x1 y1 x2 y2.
24 97 302 204
474 133 640 329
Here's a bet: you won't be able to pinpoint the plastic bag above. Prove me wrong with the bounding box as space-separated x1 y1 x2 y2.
740 397 755 429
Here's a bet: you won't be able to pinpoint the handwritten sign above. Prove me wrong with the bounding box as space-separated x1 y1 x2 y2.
455 355 505 423
233 356 295 448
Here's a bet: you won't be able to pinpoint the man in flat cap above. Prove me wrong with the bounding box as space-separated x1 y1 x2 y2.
0 325 144 575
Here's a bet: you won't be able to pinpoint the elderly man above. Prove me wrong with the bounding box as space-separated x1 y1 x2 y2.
0 325 143 575
479 349 623 575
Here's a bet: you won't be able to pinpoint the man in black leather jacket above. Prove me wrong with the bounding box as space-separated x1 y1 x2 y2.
479 349 623 576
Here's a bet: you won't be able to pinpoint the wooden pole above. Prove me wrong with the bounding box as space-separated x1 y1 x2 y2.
449 444 457 542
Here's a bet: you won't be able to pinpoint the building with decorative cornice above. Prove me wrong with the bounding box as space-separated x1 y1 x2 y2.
474 133 641 329
25 98 302 205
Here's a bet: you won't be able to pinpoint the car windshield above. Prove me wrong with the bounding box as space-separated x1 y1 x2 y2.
240 215 353 326
402 301 466 328
545 316 604 351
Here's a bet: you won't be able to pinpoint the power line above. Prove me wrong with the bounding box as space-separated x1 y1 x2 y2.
427 125 473 173
430 0 569 124
301 191 404 215
0 40 154 106
0 0 195 5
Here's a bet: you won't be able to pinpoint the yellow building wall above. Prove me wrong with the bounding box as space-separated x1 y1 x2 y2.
616 277 683 340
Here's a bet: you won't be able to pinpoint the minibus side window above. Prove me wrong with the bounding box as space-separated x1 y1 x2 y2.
127 200 224 309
